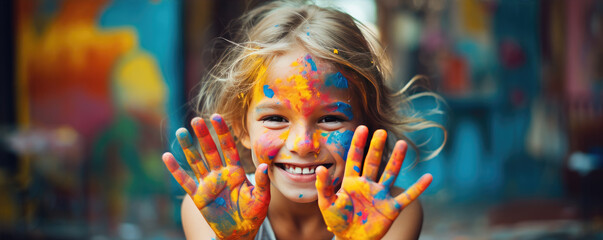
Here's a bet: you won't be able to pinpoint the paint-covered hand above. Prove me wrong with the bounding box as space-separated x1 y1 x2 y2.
162 114 270 240
316 126 432 240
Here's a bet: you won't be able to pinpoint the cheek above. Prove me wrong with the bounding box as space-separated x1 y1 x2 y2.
253 131 287 165
322 130 354 162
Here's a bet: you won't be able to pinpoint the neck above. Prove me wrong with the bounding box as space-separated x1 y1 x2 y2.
268 185 324 221
267 185 335 240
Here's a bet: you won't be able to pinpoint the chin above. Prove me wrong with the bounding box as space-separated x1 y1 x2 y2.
284 190 319 203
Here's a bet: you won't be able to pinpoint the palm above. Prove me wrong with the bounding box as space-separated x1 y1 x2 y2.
316 126 432 240
194 165 268 239
162 114 270 240
321 177 400 238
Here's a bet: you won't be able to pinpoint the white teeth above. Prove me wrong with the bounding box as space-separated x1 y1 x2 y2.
283 164 319 175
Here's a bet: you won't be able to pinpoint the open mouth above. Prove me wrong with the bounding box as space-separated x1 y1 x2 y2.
274 163 334 175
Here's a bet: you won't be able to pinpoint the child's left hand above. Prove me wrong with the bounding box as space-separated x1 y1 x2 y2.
315 126 432 240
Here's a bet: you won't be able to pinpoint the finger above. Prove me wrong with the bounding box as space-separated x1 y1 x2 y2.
210 114 242 167
378 140 407 190
394 173 432 209
363 129 387 181
344 125 368 178
315 166 336 210
162 152 197 195
176 128 207 179
192 117 223 171
252 163 271 202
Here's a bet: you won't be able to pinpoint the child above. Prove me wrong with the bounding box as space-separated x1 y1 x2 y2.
162 1 444 239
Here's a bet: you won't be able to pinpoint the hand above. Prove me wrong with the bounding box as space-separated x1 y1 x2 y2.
162 114 270 240
316 126 432 240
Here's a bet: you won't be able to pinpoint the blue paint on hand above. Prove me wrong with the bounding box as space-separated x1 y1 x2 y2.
353 165 360 173
356 211 362 216
374 189 388 200
215 197 226 206
299 194 303 198
263 85 274 98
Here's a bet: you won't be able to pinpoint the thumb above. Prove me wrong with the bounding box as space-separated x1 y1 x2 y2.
252 163 271 202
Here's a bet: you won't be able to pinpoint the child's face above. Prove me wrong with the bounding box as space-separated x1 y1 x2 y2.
244 49 361 203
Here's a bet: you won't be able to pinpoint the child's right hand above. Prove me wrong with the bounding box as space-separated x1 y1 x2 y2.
162 114 270 240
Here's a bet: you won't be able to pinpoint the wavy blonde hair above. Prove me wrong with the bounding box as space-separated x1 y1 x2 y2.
194 0 446 169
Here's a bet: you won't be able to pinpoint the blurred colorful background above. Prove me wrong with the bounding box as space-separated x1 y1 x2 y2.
1 0 602 239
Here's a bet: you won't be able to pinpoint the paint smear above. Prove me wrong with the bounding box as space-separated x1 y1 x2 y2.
325 72 348 89
327 102 354 120
326 130 354 161
304 54 317 71
263 85 274 98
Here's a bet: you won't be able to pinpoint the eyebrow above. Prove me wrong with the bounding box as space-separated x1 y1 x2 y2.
254 102 287 111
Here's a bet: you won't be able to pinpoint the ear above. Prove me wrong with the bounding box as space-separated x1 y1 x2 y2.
232 122 251 149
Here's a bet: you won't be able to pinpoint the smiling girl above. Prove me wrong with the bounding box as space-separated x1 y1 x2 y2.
162 1 444 239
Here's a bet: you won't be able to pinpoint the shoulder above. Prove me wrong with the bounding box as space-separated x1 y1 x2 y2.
381 186 424 240
181 195 217 240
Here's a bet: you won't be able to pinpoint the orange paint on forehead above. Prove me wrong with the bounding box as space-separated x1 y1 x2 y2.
251 53 351 118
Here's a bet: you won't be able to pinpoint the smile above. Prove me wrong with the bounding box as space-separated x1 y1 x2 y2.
275 163 334 175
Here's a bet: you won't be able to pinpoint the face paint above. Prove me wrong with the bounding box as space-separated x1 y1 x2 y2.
327 102 354 120
246 50 360 202
263 85 275 98
325 130 354 161
325 72 349 89
253 130 288 165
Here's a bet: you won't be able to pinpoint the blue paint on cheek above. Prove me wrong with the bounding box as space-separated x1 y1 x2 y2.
326 130 354 160
325 72 349 89
304 54 317 71
334 102 354 120
299 194 303 198
263 85 274 98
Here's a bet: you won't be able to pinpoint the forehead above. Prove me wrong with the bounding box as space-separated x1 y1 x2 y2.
251 50 355 115
263 50 350 92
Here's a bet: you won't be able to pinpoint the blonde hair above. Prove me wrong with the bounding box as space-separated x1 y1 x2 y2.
194 1 446 169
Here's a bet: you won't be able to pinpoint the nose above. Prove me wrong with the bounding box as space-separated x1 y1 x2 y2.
286 124 320 157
